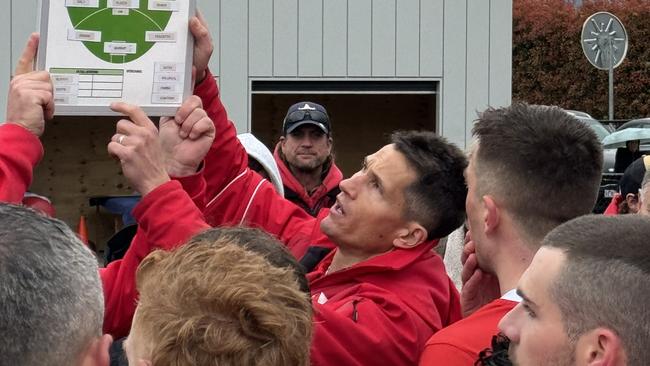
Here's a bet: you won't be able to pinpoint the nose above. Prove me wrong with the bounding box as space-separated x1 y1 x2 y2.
298 134 314 147
498 303 522 343
339 171 362 199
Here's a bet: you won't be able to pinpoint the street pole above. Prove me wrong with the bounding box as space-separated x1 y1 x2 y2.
608 40 614 121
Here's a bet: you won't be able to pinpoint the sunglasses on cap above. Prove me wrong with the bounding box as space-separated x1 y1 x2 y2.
285 109 330 126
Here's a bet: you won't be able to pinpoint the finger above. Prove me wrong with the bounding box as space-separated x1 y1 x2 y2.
195 9 210 30
188 116 214 140
175 95 203 124
13 71 51 85
463 269 485 295
461 253 478 284
110 133 129 146
107 141 129 161
44 92 55 120
116 119 140 135
179 108 207 138
15 33 40 76
110 102 155 129
11 79 54 94
191 66 197 88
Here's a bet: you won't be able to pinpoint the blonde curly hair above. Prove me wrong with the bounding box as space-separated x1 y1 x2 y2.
133 231 312 366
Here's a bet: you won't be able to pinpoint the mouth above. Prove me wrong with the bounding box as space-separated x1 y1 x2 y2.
331 200 345 216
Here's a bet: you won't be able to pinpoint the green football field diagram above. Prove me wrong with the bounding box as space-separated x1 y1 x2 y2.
67 0 172 64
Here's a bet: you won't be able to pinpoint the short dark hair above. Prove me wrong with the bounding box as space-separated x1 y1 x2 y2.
543 215 650 365
391 130 467 240
188 227 309 294
0 203 103 366
472 103 603 242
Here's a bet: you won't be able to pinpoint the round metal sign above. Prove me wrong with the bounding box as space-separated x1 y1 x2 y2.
581 12 628 70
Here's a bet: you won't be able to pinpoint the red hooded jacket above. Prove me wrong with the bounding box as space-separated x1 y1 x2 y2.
100 72 463 365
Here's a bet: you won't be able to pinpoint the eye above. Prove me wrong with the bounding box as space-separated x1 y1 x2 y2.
523 303 536 318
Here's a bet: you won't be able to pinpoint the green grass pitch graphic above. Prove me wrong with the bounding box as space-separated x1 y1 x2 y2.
67 0 172 64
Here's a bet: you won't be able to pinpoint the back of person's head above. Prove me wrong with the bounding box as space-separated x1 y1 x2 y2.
0 203 104 366
618 155 650 214
471 103 603 243
188 226 309 293
639 169 650 216
543 215 650 365
131 228 312 366
391 130 467 240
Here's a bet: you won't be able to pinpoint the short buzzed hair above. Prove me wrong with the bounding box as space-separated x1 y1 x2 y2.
472 103 603 242
134 228 312 366
391 130 467 240
0 203 103 366
543 215 650 365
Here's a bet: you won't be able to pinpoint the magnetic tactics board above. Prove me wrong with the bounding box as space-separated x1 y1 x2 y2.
37 0 195 116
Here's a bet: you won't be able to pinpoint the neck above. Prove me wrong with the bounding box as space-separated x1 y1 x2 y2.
328 247 386 273
489 229 537 295
289 165 323 193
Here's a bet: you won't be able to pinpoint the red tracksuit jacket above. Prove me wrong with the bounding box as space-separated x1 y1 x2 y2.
0 124 43 203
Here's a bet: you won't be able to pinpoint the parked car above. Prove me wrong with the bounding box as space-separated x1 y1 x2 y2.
565 110 617 213
616 118 650 130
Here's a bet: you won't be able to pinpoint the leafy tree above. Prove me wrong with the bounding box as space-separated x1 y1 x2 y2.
513 0 650 119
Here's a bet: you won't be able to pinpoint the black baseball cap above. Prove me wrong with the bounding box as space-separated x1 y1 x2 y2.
619 155 650 196
282 102 331 135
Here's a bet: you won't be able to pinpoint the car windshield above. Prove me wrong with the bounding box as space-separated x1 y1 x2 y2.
581 119 610 142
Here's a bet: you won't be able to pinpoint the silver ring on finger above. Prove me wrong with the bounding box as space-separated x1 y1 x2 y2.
118 134 126 145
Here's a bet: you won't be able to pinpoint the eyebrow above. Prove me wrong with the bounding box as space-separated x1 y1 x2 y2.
516 288 537 307
363 157 385 193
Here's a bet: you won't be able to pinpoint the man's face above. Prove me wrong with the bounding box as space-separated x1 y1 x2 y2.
465 147 491 269
499 247 575 366
124 309 152 366
321 144 417 254
280 125 332 172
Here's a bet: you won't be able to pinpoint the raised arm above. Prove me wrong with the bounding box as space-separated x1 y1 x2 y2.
0 34 52 202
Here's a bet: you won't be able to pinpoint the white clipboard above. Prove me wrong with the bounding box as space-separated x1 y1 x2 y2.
36 0 195 117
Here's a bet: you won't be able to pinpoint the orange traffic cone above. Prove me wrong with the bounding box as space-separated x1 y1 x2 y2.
78 215 89 245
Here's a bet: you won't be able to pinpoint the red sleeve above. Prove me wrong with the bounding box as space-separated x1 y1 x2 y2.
0 124 43 203
193 71 331 259
310 288 434 366
418 344 477 366
101 180 210 338
603 193 621 216
193 70 249 201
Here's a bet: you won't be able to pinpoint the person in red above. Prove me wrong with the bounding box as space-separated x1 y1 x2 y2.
274 101 343 216
0 35 52 204
98 14 468 365
419 104 603 365
603 156 650 215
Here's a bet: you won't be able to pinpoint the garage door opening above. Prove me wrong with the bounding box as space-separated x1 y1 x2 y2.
251 81 438 176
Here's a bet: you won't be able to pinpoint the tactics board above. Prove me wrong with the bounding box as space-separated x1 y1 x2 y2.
37 0 195 116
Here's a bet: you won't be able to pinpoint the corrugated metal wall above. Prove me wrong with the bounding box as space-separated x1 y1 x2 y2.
1 0 512 148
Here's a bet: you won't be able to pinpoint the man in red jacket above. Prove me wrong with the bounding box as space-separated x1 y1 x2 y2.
274 101 343 216
419 104 603 365
100 14 468 366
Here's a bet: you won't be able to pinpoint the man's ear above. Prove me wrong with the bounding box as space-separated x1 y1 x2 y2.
625 193 640 213
393 223 428 249
576 328 626 366
482 195 500 234
80 334 113 366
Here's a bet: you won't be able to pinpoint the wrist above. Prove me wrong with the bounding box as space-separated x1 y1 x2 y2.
139 176 171 196
166 161 200 178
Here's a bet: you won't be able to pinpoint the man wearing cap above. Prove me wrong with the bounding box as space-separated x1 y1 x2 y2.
604 155 650 215
275 102 343 216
